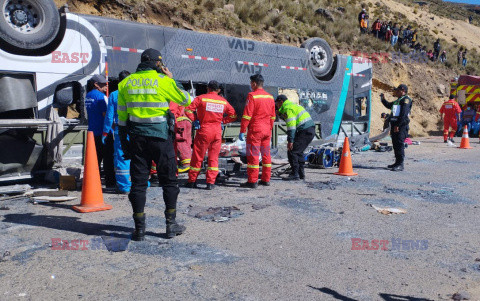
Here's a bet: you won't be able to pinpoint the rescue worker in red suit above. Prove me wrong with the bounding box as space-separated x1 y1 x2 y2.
238 73 276 189
439 94 462 143
185 80 237 190
170 101 194 172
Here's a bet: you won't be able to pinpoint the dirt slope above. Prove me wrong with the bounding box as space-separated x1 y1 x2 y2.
368 0 480 52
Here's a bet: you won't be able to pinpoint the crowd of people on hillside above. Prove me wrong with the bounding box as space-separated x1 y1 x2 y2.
358 8 468 67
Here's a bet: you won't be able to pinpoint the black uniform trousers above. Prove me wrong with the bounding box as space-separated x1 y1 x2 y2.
287 126 315 175
94 134 115 187
128 134 179 214
391 125 408 165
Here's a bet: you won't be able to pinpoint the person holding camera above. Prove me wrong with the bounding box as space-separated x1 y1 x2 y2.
118 48 192 241
380 84 412 171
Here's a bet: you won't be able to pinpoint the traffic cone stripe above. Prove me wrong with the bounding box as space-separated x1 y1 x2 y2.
334 136 358 176
73 131 113 213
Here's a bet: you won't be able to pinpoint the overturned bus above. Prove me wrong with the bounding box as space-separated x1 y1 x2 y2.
0 0 372 180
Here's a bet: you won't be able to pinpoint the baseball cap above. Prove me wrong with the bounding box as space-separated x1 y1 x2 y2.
275 95 288 103
394 84 408 93
250 73 264 83
207 80 220 90
91 74 107 84
141 48 163 62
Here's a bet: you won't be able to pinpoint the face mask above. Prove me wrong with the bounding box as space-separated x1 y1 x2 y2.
467 107 471 110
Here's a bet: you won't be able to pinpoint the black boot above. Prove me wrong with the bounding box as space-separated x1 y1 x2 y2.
184 182 197 189
165 210 186 239
240 181 258 189
391 164 404 171
132 213 146 241
387 162 398 168
283 173 300 181
298 166 305 180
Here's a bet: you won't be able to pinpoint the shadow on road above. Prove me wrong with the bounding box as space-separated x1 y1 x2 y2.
353 164 390 170
307 286 434 301
2 213 143 239
378 293 434 301
307 286 357 301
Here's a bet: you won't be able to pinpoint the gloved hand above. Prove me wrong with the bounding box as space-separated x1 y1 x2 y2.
101 133 108 144
238 133 245 141
193 120 201 130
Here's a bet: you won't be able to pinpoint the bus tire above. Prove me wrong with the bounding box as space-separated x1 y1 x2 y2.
301 38 334 80
0 0 60 51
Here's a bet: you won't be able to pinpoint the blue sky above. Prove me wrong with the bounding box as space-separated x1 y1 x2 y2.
444 0 480 4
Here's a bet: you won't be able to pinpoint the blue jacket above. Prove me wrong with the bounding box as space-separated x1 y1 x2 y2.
85 89 107 136
103 90 119 135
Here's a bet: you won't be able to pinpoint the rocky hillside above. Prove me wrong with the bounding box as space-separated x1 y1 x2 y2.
55 0 480 137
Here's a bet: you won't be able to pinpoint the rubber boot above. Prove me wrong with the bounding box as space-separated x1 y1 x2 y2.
298 165 305 180
165 209 186 238
132 213 146 241
391 163 404 171
387 162 398 169
283 173 300 181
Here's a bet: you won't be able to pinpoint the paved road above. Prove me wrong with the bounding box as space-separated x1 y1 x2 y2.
1 137 479 300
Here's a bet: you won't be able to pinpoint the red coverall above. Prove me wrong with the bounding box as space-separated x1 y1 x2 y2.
439 99 462 141
170 102 194 168
240 89 276 183
187 92 237 184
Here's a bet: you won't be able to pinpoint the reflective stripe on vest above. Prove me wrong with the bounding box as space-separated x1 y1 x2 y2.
127 102 169 108
129 116 166 123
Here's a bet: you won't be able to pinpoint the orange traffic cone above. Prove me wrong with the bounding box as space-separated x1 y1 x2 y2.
458 125 473 149
73 131 113 213
334 137 358 176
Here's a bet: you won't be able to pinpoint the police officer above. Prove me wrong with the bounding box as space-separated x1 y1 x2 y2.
381 84 412 171
275 95 315 180
118 48 192 240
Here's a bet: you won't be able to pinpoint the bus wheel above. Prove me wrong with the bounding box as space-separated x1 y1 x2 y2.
301 38 334 80
0 0 60 51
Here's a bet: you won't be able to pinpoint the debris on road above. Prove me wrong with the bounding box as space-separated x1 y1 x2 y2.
369 204 407 215
452 291 471 300
185 205 243 222
32 190 69 197
0 184 31 195
32 196 77 202
252 204 270 210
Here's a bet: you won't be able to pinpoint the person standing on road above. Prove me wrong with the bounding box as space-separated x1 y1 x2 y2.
381 84 412 171
275 95 315 181
102 70 131 194
185 80 237 190
439 94 462 143
238 74 276 188
118 48 192 241
85 74 115 187
170 101 194 173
